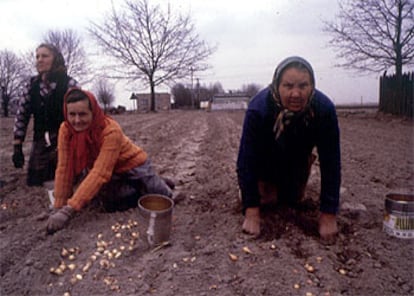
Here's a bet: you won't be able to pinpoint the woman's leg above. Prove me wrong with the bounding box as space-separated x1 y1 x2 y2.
297 153 317 201
131 159 173 198
98 178 138 212
27 134 58 186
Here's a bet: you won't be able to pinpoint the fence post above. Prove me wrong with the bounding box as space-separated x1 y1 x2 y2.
379 71 414 118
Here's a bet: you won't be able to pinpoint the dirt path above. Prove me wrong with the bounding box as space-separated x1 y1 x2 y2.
0 110 413 296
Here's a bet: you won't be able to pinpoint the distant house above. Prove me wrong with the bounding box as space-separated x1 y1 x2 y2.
130 92 171 112
199 101 210 109
210 93 249 111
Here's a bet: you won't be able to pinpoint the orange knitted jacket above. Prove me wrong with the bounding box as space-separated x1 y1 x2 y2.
53 118 148 210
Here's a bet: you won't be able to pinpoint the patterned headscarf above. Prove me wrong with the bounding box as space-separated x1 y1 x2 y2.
270 56 315 140
63 87 107 176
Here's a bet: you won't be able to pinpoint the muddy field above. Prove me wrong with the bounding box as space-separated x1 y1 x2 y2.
0 109 413 296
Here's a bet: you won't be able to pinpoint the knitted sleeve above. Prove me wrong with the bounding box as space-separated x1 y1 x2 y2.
54 123 74 208
13 79 33 142
315 97 341 214
236 109 263 212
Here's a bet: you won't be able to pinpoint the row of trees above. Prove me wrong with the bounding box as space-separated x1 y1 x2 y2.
171 82 262 108
1 0 413 116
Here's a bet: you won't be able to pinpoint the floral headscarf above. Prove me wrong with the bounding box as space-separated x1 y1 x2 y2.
270 56 315 140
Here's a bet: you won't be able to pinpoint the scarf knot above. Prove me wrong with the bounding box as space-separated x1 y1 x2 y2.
271 89 314 141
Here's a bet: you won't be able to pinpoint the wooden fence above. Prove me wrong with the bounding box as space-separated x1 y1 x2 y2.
379 72 414 117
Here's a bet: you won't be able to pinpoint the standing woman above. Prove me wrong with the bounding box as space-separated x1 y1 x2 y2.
46 88 173 234
13 43 78 186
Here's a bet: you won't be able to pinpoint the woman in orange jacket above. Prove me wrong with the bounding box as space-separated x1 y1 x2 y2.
46 87 173 234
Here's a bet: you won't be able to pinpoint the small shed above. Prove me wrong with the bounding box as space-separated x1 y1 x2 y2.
210 93 249 111
130 92 171 112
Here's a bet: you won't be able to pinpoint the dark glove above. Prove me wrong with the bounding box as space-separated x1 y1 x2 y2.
46 205 75 234
12 144 24 168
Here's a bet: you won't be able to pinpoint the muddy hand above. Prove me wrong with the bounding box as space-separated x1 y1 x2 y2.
46 205 75 234
318 213 338 244
242 207 261 236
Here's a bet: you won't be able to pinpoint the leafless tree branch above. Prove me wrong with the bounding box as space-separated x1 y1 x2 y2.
0 50 27 115
88 0 215 111
93 77 115 112
43 29 91 83
323 0 414 78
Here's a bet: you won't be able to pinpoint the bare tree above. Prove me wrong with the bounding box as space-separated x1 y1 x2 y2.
0 50 27 116
43 29 90 82
88 0 215 111
172 81 225 109
323 0 414 80
93 77 115 112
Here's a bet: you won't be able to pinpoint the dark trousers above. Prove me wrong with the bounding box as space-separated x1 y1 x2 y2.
259 153 316 206
27 133 57 186
95 159 173 212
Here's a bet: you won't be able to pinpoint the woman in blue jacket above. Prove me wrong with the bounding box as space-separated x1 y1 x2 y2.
237 56 341 241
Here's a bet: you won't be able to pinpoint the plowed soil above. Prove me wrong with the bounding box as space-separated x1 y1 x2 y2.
1 109 413 296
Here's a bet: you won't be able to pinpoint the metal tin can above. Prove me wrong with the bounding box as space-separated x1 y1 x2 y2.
138 194 174 248
383 193 414 239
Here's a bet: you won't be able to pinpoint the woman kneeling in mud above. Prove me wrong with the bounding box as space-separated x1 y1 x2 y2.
237 56 341 242
46 88 173 234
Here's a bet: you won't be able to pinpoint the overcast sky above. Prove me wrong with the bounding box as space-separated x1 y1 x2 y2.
0 0 380 108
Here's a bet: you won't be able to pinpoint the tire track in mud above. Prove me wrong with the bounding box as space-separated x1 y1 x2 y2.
197 111 243 198
157 111 208 187
113 112 177 144
116 111 231 295
113 111 207 184
164 111 247 295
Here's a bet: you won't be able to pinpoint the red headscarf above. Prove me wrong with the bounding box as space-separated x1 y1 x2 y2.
63 88 107 176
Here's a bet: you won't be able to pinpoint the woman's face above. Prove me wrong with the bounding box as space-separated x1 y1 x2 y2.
278 67 313 112
35 46 54 74
66 100 93 132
